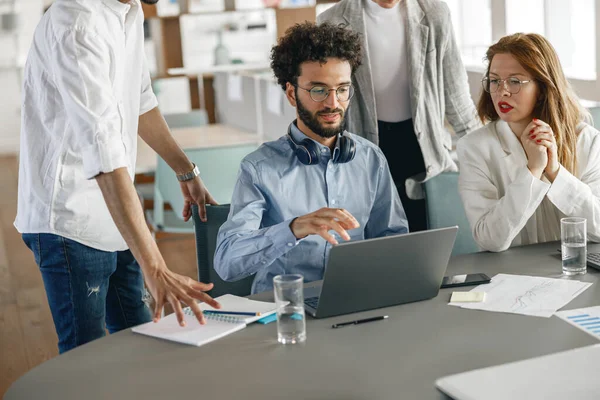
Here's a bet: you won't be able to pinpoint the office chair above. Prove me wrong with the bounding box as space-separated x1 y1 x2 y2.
423 172 479 256
192 204 254 297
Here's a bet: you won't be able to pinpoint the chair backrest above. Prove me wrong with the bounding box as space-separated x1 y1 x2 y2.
154 143 259 224
423 172 479 256
192 204 254 297
587 106 600 129
163 110 209 129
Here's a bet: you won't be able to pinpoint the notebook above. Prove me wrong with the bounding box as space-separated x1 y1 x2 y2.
132 294 277 347
436 344 600 400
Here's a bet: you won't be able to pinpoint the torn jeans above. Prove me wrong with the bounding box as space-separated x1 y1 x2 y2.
22 233 152 353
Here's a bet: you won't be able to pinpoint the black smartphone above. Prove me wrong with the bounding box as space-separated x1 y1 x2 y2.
440 273 491 289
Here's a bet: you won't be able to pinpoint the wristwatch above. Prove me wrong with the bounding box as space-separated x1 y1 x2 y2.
176 163 200 182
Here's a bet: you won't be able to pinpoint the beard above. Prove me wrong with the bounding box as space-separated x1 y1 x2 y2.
140 0 160 4
296 91 346 139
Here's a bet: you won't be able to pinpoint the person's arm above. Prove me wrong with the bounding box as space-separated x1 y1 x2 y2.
457 138 549 252
51 29 219 326
214 161 359 281
96 168 219 324
213 161 301 282
546 133 600 241
364 152 409 238
137 108 217 221
137 52 216 221
440 3 481 137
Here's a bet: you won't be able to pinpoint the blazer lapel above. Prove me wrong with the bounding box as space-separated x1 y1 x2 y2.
343 0 377 136
405 0 428 127
494 120 528 183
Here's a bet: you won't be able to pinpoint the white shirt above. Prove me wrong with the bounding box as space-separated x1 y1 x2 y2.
458 120 600 252
363 0 411 123
15 0 158 252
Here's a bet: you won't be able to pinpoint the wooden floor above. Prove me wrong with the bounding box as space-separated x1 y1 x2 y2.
0 155 199 398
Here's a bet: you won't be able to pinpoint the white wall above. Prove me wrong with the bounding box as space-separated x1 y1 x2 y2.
0 0 42 154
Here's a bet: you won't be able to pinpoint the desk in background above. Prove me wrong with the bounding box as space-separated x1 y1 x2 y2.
6 241 600 399
135 123 260 175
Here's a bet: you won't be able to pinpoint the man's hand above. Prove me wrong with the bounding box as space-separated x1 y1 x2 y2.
145 265 221 327
96 167 221 327
180 175 218 222
290 207 360 245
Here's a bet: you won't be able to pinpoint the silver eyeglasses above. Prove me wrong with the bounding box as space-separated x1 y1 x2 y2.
481 76 532 94
295 84 355 102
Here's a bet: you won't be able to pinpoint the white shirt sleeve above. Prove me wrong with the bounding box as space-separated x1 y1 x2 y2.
51 28 128 179
139 52 158 116
546 134 600 242
458 138 550 252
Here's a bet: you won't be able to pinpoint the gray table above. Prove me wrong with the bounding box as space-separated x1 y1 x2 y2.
7 241 600 400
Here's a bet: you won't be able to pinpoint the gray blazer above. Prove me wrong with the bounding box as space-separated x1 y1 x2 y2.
318 0 481 199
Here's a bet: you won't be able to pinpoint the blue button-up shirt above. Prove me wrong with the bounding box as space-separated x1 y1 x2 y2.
214 124 408 294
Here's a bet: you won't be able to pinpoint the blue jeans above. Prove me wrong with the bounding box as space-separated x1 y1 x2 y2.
22 233 152 353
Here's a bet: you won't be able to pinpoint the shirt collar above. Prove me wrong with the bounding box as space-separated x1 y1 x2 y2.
289 121 342 161
102 0 133 17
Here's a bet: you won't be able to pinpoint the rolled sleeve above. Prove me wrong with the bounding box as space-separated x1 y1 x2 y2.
80 136 129 180
139 54 158 115
52 29 127 179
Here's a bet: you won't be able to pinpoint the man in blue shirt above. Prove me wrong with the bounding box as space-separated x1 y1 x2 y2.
214 22 408 294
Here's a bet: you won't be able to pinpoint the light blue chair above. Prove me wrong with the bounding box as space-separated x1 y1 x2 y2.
163 110 209 129
587 106 600 129
145 143 259 234
423 172 479 256
136 110 210 208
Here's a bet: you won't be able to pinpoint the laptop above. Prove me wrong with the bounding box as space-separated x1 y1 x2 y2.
303 226 458 318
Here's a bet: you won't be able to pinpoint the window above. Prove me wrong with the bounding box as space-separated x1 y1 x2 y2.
505 0 595 80
443 0 492 68
446 0 596 80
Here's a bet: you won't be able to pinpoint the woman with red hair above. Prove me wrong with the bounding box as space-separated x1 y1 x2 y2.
458 33 600 252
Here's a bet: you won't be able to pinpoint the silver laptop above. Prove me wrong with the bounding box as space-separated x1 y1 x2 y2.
303 226 458 318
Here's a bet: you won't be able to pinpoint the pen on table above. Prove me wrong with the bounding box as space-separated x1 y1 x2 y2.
203 310 261 316
331 315 389 329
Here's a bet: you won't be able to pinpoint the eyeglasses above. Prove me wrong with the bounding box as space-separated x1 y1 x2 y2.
295 84 355 102
481 76 532 94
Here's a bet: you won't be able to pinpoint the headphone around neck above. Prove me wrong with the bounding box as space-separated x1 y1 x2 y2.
286 123 356 165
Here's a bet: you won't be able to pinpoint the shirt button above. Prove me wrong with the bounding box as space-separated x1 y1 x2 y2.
321 148 327 153
331 200 336 205
426 165 433 173
287 243 294 247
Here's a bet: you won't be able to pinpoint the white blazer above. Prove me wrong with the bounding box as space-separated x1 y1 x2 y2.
458 120 600 252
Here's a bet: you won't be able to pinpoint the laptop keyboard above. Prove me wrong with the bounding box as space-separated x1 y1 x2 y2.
304 296 319 309
588 252 600 269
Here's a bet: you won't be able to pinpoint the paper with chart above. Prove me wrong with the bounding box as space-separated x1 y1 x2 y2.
556 306 600 339
449 274 592 317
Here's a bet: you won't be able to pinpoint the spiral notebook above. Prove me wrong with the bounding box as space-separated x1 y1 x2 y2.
132 294 277 347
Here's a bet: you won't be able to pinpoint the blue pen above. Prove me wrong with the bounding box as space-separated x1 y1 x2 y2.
203 310 260 317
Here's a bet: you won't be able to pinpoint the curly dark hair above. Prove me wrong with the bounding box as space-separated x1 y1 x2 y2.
270 21 363 91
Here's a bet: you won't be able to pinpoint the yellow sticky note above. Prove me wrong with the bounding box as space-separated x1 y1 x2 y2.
450 291 486 303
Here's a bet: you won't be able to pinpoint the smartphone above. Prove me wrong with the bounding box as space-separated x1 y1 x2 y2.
440 273 491 289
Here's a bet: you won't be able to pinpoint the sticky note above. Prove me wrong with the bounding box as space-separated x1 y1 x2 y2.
450 291 486 303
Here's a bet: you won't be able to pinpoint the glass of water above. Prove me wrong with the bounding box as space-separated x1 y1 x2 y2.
273 274 306 344
561 217 587 276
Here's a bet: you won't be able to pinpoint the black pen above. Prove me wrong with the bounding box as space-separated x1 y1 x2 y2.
331 315 389 329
